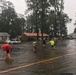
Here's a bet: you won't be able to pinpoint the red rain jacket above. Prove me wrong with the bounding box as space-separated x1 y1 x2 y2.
1 44 12 51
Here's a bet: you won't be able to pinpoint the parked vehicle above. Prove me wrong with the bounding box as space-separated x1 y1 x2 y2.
5 39 21 44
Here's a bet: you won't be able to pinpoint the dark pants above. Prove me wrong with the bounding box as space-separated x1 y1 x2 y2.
6 50 10 53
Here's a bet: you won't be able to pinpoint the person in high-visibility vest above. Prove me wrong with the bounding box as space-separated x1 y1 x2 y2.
50 39 55 49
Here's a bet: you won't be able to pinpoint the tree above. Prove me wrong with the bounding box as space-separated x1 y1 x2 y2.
0 1 26 38
26 0 50 40
25 0 72 39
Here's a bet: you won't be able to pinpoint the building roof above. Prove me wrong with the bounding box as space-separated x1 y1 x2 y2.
68 33 76 36
0 32 10 36
23 33 49 37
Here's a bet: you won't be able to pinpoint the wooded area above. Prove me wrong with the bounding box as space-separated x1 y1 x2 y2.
0 0 72 39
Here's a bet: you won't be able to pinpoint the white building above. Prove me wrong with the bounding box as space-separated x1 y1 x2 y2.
0 32 10 42
67 33 76 39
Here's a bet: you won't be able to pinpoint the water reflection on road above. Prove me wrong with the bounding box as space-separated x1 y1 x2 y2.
0 40 76 75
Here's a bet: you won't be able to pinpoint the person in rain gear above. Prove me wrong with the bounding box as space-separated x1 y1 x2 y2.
1 43 12 61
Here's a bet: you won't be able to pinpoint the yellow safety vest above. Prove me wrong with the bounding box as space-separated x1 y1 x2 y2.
50 40 55 45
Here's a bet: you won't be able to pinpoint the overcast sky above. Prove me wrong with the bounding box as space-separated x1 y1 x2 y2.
6 0 76 34
64 0 76 34
6 0 27 14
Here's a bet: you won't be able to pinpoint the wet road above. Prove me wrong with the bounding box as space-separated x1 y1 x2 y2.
0 40 76 75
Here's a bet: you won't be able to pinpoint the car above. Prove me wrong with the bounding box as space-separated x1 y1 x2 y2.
5 39 21 44
5 40 11 44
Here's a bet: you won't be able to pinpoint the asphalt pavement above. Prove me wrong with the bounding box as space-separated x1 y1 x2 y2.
0 40 76 75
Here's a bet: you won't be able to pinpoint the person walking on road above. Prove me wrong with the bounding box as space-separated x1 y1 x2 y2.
1 43 12 61
33 41 37 52
53 37 58 48
49 39 55 49
42 38 46 47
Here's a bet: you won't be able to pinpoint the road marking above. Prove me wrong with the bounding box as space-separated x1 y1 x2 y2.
0 52 76 74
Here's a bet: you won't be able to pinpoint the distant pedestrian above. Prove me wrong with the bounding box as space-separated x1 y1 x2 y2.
1 43 12 61
33 41 37 52
42 38 46 47
50 39 55 49
53 37 58 48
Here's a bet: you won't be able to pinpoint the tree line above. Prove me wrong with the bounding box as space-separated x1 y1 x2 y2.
25 0 72 40
0 0 71 39
0 1 26 38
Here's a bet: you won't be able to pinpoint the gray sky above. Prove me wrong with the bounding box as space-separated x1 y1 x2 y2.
6 0 76 34
64 0 76 34
6 0 27 14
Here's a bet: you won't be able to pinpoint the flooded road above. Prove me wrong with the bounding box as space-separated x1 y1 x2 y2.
0 40 76 75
